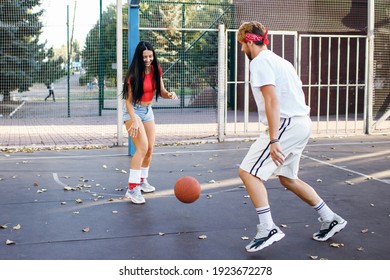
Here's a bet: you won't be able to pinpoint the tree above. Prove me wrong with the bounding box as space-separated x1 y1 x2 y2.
83 4 121 84
0 0 62 101
35 46 65 86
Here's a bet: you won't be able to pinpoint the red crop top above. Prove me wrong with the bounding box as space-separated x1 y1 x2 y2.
127 65 162 103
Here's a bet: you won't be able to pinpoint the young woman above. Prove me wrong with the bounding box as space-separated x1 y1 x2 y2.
122 41 177 204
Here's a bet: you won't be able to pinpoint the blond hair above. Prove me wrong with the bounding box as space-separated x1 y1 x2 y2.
237 21 267 44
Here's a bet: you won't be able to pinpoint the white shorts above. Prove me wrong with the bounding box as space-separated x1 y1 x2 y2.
240 116 312 181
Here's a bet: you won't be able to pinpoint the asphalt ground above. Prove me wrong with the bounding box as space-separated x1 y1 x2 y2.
0 134 389 279
1 134 389 261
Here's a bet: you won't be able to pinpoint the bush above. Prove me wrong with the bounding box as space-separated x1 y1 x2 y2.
79 74 88 86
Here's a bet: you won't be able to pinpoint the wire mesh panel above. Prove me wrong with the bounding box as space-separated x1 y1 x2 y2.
0 0 389 148
229 0 389 137
372 0 390 132
135 0 234 142
0 0 119 148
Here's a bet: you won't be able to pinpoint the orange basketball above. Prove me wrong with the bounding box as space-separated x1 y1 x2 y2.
174 176 201 203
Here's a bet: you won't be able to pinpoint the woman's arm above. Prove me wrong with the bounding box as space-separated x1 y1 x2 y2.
159 77 177 99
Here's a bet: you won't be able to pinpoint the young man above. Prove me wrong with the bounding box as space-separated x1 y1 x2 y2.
45 83 55 102
237 21 347 252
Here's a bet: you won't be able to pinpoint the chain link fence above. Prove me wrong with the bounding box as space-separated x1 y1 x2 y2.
0 0 389 148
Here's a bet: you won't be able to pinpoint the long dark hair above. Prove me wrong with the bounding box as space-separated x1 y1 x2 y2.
122 41 161 104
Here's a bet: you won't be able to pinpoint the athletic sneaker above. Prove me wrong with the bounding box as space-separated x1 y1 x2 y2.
125 187 145 204
245 224 285 252
139 178 156 193
313 214 347 241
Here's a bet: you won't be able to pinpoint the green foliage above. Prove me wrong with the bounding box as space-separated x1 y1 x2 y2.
81 1 233 91
0 0 64 101
83 4 123 85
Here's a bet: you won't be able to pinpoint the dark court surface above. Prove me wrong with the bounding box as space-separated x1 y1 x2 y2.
0 135 389 260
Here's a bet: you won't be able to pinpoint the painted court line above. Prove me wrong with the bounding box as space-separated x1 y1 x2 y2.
52 173 69 187
302 155 390 185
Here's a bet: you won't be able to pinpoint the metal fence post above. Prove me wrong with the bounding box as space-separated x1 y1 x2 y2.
116 0 123 146
218 23 226 142
127 0 140 155
365 0 375 134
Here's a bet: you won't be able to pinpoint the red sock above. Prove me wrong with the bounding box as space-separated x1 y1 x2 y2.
128 183 139 190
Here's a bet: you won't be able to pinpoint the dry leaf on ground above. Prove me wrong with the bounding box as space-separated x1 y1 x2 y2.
13 224 21 230
6 239 16 245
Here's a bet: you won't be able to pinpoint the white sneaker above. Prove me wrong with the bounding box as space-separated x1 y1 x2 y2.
125 187 145 204
313 214 347 241
246 224 285 252
139 178 156 193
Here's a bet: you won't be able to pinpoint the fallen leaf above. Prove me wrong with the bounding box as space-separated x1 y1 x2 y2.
0 224 8 229
75 199 83 203
159 232 165 236
357 246 364 251
82 227 90 232
33 182 39 187
241 236 249 240
280 224 288 228
198 235 207 239
206 194 213 199
61 202 67 205
370 203 375 207
330 242 344 248
361 228 369 233
6 239 15 245
309 255 318 260
102 165 107 169
316 179 322 182
112 211 118 214
13 224 21 230
208 180 216 183
345 181 354 185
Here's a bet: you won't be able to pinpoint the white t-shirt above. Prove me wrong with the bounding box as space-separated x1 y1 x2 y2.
250 50 310 125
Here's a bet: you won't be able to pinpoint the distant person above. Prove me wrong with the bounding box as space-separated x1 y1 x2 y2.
92 77 98 88
237 21 347 252
122 41 177 204
45 83 55 102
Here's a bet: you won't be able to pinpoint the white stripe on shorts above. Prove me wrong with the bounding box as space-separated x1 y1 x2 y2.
249 118 291 177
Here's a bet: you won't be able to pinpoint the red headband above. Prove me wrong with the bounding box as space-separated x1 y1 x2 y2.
245 29 269 45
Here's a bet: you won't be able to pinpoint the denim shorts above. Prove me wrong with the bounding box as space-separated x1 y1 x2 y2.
123 103 154 123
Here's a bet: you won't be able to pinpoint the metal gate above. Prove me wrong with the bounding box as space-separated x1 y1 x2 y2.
224 29 376 138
